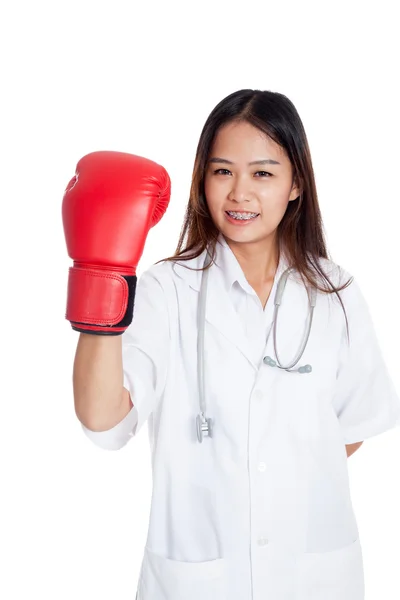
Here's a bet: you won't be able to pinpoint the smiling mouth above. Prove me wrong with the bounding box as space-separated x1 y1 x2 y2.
225 210 260 220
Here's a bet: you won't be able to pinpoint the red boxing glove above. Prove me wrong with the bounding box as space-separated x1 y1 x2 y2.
62 151 171 335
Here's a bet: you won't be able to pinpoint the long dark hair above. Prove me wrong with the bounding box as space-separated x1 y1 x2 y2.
156 89 352 338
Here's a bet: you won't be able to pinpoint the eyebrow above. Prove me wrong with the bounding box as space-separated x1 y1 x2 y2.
208 157 281 166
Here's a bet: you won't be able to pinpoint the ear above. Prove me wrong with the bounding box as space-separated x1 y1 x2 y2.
288 179 302 202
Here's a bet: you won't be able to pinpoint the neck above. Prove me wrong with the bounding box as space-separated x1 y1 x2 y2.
223 234 280 287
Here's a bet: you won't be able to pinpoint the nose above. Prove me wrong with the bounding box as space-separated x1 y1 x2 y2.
228 176 253 203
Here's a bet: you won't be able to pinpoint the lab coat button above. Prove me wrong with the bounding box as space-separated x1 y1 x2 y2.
258 537 269 546
253 389 263 401
258 462 266 472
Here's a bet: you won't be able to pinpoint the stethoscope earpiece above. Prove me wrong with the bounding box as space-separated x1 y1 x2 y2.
263 356 312 374
298 364 312 374
263 356 276 367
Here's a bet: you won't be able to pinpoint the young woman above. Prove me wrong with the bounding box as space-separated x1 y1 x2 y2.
64 89 400 600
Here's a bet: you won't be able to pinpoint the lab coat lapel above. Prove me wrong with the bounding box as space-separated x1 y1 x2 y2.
204 260 259 370
172 250 258 370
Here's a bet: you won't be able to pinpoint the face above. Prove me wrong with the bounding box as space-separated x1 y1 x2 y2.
204 120 300 245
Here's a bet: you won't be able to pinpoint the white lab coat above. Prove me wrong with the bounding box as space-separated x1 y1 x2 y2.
82 234 400 600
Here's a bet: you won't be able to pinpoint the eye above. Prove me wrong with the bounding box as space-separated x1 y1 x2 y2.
254 171 272 177
213 168 231 175
212 169 272 177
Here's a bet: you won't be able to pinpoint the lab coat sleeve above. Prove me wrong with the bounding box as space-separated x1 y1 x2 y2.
81 267 170 451
331 277 400 444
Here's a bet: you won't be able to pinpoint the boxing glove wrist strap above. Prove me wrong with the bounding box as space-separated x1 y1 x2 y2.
66 265 137 335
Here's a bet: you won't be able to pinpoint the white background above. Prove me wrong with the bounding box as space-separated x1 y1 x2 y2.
1 0 399 598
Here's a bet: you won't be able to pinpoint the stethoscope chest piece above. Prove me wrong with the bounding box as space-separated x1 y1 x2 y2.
196 413 213 443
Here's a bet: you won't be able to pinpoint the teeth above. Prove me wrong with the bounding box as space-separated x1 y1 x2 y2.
227 211 259 220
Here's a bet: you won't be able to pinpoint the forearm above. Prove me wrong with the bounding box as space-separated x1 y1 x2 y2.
73 333 131 431
345 441 363 457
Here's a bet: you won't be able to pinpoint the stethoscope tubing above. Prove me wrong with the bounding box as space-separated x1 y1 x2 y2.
196 248 316 442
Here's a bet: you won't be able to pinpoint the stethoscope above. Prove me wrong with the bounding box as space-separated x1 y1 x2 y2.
196 250 317 443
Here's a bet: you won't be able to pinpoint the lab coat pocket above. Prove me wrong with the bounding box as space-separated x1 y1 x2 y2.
136 546 227 600
295 536 364 600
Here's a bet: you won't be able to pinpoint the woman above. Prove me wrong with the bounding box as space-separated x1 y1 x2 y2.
65 89 400 600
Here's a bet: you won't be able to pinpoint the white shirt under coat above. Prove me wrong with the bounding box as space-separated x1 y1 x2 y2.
81 234 400 600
